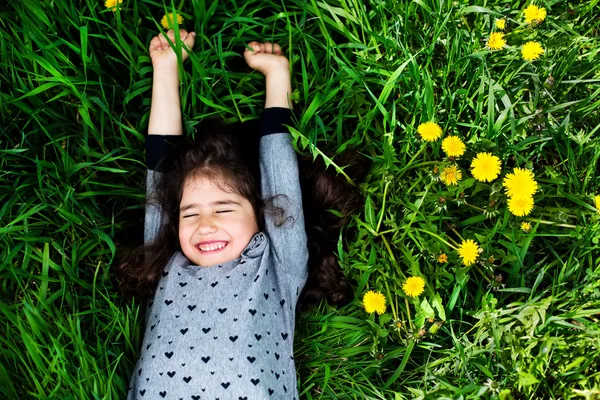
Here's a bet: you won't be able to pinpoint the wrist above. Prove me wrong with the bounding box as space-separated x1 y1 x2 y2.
264 65 290 79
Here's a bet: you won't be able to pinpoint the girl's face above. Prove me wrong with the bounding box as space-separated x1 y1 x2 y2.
178 174 259 267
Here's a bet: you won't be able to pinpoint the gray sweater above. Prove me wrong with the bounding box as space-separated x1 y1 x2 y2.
127 111 309 400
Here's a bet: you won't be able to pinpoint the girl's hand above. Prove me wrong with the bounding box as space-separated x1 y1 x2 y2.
243 42 289 77
149 29 196 70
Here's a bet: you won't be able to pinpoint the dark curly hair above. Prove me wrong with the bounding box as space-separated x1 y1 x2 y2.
115 118 369 312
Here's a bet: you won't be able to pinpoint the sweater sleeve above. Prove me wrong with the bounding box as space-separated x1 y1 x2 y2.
258 108 309 279
144 135 183 245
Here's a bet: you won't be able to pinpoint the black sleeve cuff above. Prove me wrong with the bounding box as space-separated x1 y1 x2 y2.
260 107 293 138
146 135 185 172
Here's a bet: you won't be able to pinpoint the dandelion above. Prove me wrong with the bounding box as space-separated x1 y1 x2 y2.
457 239 479 266
402 277 426 298
440 165 462 186
508 196 534 216
524 4 547 24
471 152 502 182
437 253 448 263
521 221 532 232
363 290 386 314
522 41 544 61
503 167 538 200
417 122 443 142
105 0 123 11
495 19 506 30
441 136 466 157
594 194 600 214
486 32 506 51
161 12 184 30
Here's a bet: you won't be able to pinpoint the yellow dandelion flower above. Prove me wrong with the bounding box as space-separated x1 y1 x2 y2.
363 290 386 314
105 0 123 11
521 221 532 232
457 239 479 266
440 165 462 186
495 18 506 30
522 41 544 61
503 168 538 200
417 122 443 142
524 5 547 24
402 276 426 298
595 194 600 214
508 196 534 216
486 32 506 51
441 136 466 157
161 12 184 30
470 152 502 182
437 253 448 263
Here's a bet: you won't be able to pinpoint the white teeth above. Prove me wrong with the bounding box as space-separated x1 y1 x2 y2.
198 242 227 251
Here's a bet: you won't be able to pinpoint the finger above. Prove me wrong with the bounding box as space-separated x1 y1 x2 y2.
166 29 176 41
247 41 261 53
183 31 196 50
273 43 282 55
158 31 170 46
263 42 273 53
179 29 189 41
149 36 161 50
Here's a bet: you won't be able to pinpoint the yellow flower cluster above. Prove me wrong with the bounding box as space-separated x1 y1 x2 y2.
486 4 546 61
503 168 538 216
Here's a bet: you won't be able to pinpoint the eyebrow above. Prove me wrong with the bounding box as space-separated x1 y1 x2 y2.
180 200 242 213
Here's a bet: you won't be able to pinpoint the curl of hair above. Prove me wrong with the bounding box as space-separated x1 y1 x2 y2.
114 121 369 313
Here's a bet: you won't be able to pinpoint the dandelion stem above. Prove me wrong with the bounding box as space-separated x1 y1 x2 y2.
381 235 407 279
414 228 457 250
464 202 485 213
376 180 390 233
404 297 414 330
444 222 464 245
397 144 427 179
384 279 398 320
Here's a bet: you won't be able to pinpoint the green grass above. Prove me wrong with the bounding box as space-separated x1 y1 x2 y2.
1 0 600 398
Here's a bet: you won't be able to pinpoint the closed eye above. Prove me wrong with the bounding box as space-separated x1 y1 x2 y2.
216 210 233 213
182 214 197 218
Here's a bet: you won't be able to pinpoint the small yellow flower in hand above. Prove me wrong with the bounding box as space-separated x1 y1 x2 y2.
105 0 123 12
161 12 184 30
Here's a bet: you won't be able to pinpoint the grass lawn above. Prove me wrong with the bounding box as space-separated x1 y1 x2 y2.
1 0 599 398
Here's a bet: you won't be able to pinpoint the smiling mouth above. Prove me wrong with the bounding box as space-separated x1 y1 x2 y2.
196 242 229 253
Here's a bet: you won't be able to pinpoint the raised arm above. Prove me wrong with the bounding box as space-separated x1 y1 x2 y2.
144 29 195 245
244 42 309 278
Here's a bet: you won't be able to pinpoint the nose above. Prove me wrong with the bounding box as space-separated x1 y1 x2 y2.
195 214 217 234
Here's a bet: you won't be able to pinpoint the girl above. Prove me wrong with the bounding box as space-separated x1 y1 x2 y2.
119 29 366 399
